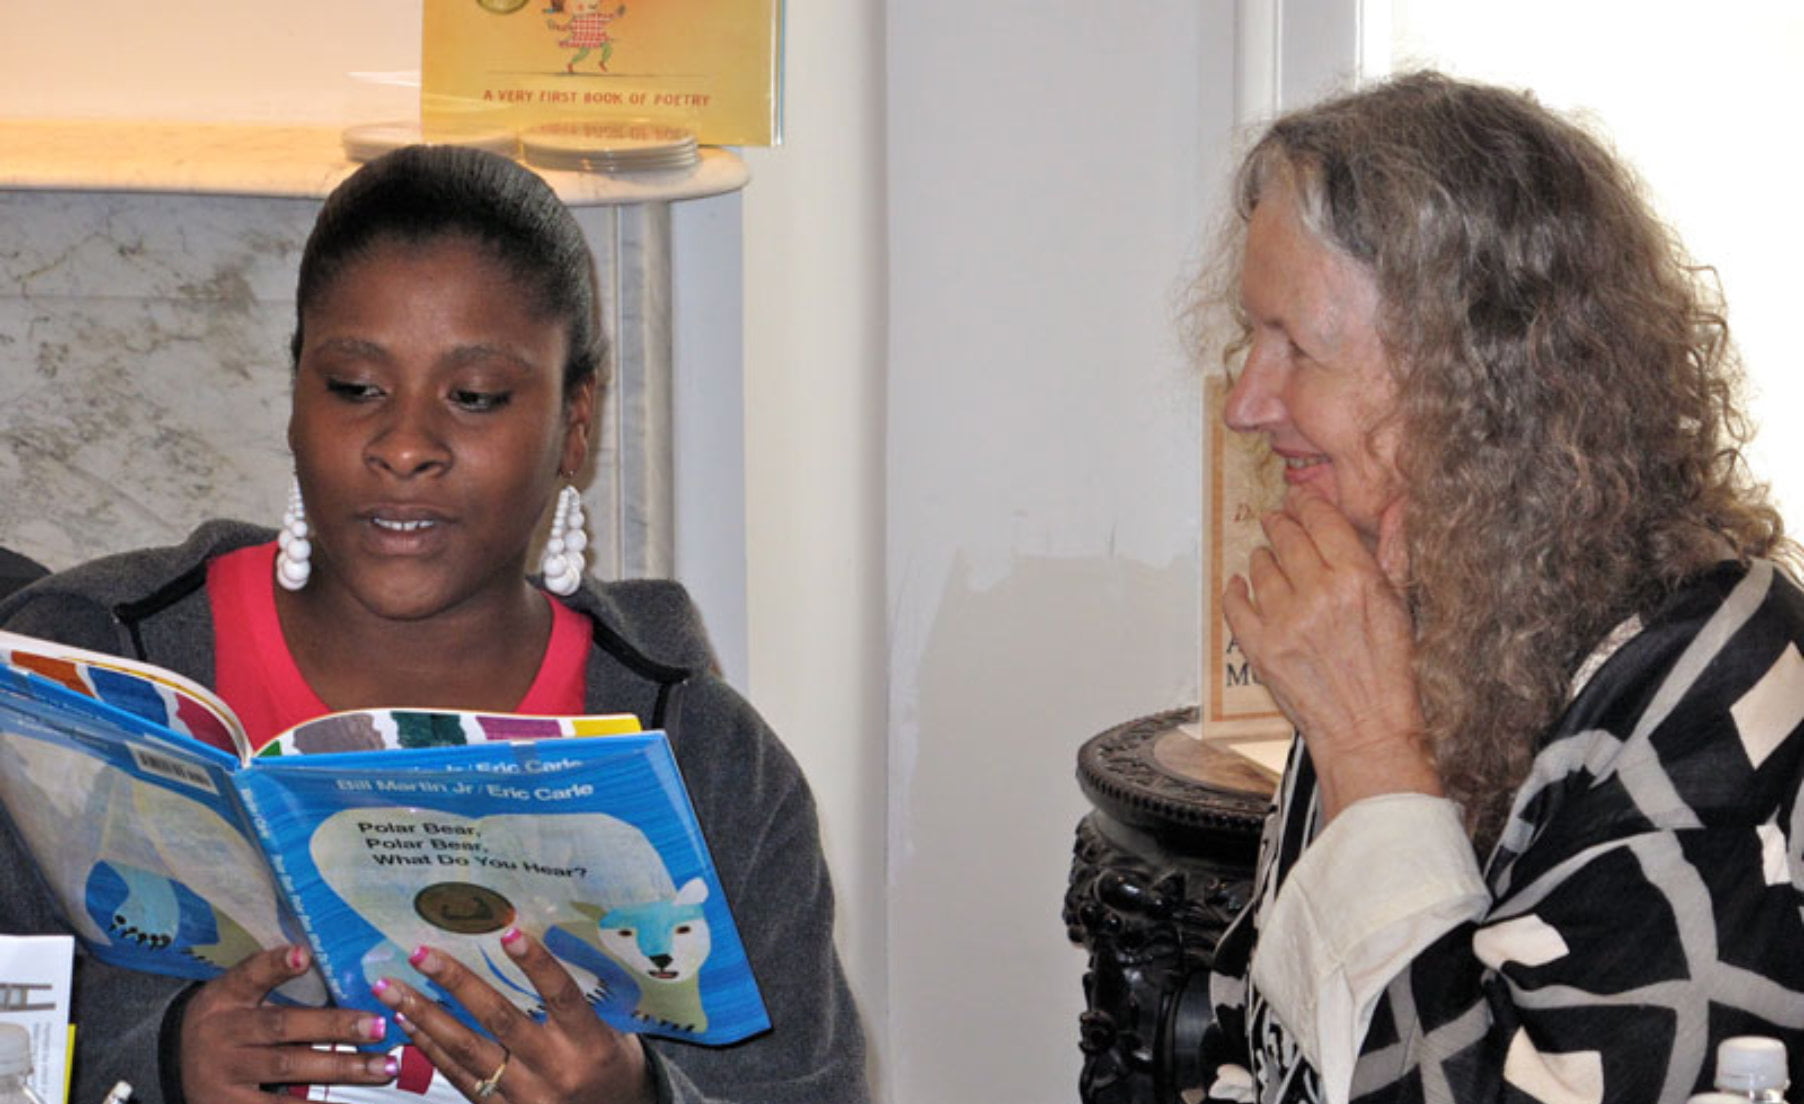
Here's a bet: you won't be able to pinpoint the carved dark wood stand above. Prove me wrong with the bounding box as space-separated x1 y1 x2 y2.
1066 709 1275 1104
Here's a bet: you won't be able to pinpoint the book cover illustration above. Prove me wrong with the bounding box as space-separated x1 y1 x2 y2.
0 660 320 1003
421 0 783 146
236 739 767 1044
0 631 769 1045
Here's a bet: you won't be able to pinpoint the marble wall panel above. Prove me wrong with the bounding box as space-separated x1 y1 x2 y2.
0 191 311 572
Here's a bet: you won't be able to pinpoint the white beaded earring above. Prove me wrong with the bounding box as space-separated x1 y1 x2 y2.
539 484 587 597
275 479 312 592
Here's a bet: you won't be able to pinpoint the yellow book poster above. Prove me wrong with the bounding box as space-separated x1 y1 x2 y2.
422 0 783 146
1201 374 1293 748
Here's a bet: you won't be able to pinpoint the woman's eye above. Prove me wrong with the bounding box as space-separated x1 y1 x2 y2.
452 390 512 413
325 379 383 402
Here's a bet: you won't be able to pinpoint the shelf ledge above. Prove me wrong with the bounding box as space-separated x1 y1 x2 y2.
0 118 748 205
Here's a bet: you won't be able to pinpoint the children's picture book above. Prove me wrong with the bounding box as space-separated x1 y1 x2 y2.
420 0 783 147
0 630 769 1047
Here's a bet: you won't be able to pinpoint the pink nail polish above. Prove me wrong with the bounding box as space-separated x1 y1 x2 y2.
395 1010 412 1028
365 1016 387 1042
407 946 430 968
286 945 307 972
383 1057 400 1079
500 927 523 946
372 978 390 996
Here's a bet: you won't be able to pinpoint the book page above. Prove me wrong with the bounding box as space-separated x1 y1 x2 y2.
264 708 641 758
0 629 247 760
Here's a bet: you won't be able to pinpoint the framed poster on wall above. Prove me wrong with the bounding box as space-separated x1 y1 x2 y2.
1197 374 1292 774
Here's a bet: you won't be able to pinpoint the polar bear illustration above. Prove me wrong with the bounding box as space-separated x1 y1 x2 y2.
310 807 683 1020
572 878 711 1032
0 732 323 1004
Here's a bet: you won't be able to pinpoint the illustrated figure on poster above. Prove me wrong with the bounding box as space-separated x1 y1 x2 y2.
546 0 627 74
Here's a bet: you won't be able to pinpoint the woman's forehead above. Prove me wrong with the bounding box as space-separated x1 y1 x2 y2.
1241 192 1378 340
310 235 540 311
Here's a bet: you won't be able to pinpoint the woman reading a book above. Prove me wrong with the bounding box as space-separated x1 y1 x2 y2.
0 146 867 1104
1194 73 1804 1102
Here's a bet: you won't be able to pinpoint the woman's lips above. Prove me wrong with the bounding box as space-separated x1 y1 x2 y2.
357 508 453 553
1280 452 1329 484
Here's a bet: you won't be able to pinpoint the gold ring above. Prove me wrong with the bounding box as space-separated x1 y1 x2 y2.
473 1048 510 1100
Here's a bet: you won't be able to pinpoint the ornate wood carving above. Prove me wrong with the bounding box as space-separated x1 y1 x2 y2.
1066 709 1271 1104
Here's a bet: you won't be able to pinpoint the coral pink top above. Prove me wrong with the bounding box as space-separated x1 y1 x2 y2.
207 542 589 752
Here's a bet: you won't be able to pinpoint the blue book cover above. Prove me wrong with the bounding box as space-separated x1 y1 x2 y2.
0 630 770 1047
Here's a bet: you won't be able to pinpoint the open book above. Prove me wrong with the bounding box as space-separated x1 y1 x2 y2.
0 629 769 1047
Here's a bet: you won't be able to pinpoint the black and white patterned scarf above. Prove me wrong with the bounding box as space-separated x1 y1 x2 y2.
1202 560 1804 1104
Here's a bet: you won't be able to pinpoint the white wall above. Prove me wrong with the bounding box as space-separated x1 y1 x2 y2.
878 5 1229 1100
744 6 1231 1099
736 0 891 1079
0 0 420 124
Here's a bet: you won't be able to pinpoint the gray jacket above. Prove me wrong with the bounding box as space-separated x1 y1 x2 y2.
0 520 868 1104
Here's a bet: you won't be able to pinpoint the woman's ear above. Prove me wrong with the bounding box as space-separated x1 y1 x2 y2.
560 377 597 477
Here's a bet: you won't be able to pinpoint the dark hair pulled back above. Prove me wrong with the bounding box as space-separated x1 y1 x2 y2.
292 144 605 397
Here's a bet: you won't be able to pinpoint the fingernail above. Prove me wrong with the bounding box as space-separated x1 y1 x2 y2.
395 1010 412 1029
500 928 524 954
287 945 308 972
362 1016 387 1042
377 1056 400 1080
407 946 433 970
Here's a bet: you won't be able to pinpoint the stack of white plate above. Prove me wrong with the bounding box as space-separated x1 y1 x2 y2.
520 121 699 175
342 121 520 163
